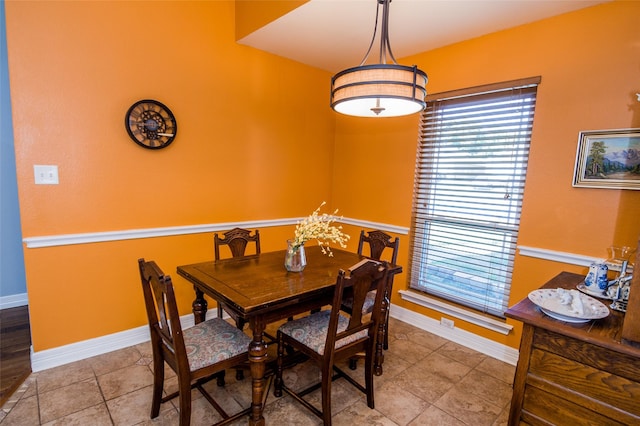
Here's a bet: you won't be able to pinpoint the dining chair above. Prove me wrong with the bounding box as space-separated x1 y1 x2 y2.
344 230 399 372
214 227 261 261
138 258 252 426
273 259 390 426
357 229 399 265
213 227 260 325
214 227 261 381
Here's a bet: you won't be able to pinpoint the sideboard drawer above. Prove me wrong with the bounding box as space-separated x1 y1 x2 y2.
522 383 629 426
533 328 640 383
528 348 640 420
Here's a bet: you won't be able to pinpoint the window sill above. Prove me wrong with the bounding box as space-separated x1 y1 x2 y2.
398 290 514 335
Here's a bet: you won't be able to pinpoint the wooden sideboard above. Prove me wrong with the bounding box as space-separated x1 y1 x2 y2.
505 272 640 425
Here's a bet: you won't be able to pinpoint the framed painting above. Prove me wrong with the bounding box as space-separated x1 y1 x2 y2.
572 128 640 190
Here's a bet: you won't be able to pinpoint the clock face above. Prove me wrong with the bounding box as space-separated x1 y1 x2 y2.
125 99 177 149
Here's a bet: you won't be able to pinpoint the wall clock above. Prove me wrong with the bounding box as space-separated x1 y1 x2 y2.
125 99 177 149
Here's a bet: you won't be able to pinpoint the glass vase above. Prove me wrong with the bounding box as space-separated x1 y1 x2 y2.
284 239 306 272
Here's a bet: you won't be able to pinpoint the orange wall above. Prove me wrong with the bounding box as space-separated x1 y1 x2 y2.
5 1 337 351
332 2 640 348
235 0 308 40
6 0 640 353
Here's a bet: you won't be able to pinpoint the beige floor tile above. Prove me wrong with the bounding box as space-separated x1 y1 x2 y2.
332 358 383 390
391 368 454 405
475 356 516 385
434 385 503 426
38 378 104 424
218 370 261 409
188 395 228 425
0 395 40 426
98 364 154 400
89 346 143 377
160 374 208 406
384 336 432 364
436 340 487 368
332 399 397 426
106 385 173 426
20 375 37 400
389 351 473 404
374 380 430 425
415 351 472 384
135 407 180 426
457 369 513 408
198 379 246 415
133 341 153 361
279 360 321 394
408 405 467 426
303 377 365 418
406 329 449 351
35 360 94 394
41 403 112 426
387 317 419 336
493 405 510 426
261 393 321 425
1 317 516 426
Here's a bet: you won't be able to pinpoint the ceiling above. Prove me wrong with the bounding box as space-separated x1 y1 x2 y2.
238 0 609 73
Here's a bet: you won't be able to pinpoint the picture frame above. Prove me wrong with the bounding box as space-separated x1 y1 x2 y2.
572 128 640 190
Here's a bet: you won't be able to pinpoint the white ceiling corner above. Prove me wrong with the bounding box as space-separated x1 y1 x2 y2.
238 0 610 73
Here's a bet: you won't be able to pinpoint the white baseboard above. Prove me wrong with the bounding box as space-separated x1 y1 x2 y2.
31 312 207 372
32 305 517 372
0 293 28 309
389 304 520 366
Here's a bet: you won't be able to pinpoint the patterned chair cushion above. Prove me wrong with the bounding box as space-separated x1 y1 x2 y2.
278 310 369 355
343 290 377 314
183 318 251 371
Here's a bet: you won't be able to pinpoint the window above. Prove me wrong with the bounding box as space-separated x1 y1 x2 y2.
408 77 540 317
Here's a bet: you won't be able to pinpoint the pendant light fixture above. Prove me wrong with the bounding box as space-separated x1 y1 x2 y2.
330 0 428 118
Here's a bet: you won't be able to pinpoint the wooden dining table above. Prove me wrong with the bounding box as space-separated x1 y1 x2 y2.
176 246 401 426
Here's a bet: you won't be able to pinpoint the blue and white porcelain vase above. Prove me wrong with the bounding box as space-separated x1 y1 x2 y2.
585 262 608 290
284 239 306 272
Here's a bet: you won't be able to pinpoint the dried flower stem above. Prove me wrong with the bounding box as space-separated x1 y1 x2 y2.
292 202 350 256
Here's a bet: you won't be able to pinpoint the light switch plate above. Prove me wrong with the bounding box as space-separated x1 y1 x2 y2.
34 165 59 184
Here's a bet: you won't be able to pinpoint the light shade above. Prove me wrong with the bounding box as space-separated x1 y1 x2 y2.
331 64 428 117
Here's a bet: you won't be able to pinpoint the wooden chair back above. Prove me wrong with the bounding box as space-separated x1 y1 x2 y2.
274 258 390 424
214 227 261 260
138 259 187 377
324 259 389 358
213 227 263 374
357 230 399 265
138 258 252 425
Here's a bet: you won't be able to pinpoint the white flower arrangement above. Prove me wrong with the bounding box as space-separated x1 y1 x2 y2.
291 202 350 256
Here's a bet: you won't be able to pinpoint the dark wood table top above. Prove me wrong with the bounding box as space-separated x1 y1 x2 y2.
177 246 400 318
505 271 640 357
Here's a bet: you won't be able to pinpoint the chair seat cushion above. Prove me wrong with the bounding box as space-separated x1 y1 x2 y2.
278 311 368 355
184 318 251 371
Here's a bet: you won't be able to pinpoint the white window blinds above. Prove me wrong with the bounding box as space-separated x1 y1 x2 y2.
409 77 540 317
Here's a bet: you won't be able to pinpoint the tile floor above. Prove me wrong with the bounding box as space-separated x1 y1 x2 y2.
0 318 515 425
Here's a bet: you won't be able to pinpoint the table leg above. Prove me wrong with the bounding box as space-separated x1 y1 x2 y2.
192 287 208 324
248 319 268 426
